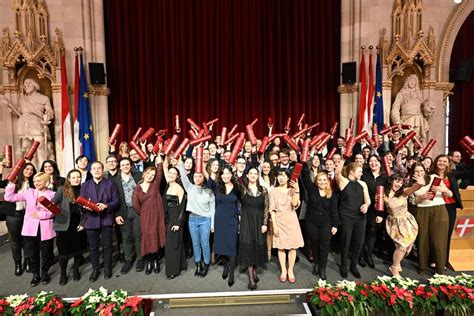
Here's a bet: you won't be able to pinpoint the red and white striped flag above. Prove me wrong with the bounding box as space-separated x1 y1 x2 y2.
73 52 81 159
367 51 375 131
358 50 367 133
61 52 75 175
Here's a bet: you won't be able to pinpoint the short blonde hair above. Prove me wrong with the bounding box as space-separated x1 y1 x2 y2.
33 172 51 185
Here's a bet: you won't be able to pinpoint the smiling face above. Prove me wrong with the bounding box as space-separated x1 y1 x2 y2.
42 162 54 175
237 158 246 172
277 171 289 187
316 173 329 190
221 168 232 184
33 177 46 190
311 156 320 168
91 162 104 180
262 161 271 175
421 158 432 171
399 147 408 158
143 169 156 183
349 166 363 180
23 165 34 178
77 157 89 170
391 178 403 192
246 168 259 184
210 160 219 173
369 156 381 172
167 168 179 183
184 158 193 171
129 150 140 162
279 152 289 166
436 156 450 172
451 151 462 164
68 171 82 186
325 160 335 172
414 165 425 178
354 154 364 166
120 159 132 174
106 157 118 171
193 173 204 186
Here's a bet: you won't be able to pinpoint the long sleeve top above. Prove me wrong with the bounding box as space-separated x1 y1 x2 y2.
178 164 216 228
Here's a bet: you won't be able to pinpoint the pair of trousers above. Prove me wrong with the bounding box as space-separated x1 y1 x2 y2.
23 229 54 274
415 205 449 273
188 214 211 264
340 216 366 267
445 203 457 266
86 226 113 271
305 219 332 269
120 207 142 261
6 211 25 262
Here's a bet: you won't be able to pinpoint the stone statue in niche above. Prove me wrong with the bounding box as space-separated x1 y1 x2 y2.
390 74 435 144
2 78 54 165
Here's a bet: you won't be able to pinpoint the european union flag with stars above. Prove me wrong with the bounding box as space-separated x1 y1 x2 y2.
373 52 384 131
78 54 96 162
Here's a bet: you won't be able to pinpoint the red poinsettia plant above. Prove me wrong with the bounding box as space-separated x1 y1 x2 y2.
0 298 13 315
6 291 64 316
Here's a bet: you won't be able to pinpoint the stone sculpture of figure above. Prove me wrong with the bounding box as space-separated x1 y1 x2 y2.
390 74 434 144
2 78 54 164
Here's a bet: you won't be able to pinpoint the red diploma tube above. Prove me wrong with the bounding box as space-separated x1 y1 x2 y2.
224 133 239 145
220 127 227 146
326 147 337 160
6 158 25 182
156 129 168 137
190 135 212 146
420 139 436 157
283 135 300 152
297 113 305 127
460 136 474 155
202 123 209 136
152 137 164 153
269 133 286 142
290 163 303 183
172 138 190 160
175 115 181 132
187 118 201 132
258 136 270 155
394 130 416 152
382 155 392 177
163 135 179 156
343 136 356 159
188 129 198 140
349 118 354 133
315 133 332 152
129 141 148 161
76 196 101 212
37 196 61 215
250 118 258 126
267 116 273 128
292 123 318 139
364 134 376 148
345 128 351 141
131 127 142 142
207 118 219 126
109 124 122 145
284 117 292 132
229 133 245 164
246 124 258 146
4 144 12 168
375 186 385 211
412 136 423 150
301 139 310 162
380 125 397 135
400 124 412 130
330 122 339 136
195 146 204 173
355 130 369 142
227 124 238 138
309 132 325 147
24 141 40 161
428 176 442 200
139 127 155 143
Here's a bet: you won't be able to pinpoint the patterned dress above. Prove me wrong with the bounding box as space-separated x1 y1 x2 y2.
385 195 419 251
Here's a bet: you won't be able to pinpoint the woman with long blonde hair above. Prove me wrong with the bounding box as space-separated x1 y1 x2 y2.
301 165 339 280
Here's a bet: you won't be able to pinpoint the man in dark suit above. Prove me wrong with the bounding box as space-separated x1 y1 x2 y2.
112 157 143 274
80 161 120 281
130 149 153 173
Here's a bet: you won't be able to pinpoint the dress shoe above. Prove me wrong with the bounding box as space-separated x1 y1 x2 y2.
30 273 41 287
72 267 81 281
254 275 260 283
319 268 327 280
366 256 375 268
350 265 361 279
248 283 257 291
41 273 51 285
222 264 229 280
119 248 126 263
120 261 134 274
340 266 348 278
195 261 203 277
153 259 161 274
135 259 145 272
200 264 209 278
24 258 32 273
89 270 100 282
167 275 176 280
59 274 68 286
14 260 23 277
145 260 153 275
312 264 319 276
104 268 112 279
358 256 366 268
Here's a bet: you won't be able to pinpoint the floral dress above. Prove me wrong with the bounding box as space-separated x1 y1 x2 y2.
385 195 419 251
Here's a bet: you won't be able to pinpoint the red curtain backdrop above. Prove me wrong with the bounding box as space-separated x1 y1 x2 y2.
104 0 341 140
449 11 474 152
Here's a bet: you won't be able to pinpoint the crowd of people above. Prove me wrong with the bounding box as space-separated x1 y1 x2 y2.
1 123 473 291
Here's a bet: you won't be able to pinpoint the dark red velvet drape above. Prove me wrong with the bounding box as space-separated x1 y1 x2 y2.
104 0 341 140
449 12 474 152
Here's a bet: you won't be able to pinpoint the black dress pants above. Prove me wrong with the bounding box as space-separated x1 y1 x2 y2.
86 226 113 271
445 203 457 266
23 229 54 274
305 219 332 269
340 216 366 267
6 211 25 262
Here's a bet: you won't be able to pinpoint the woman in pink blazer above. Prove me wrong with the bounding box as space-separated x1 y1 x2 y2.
5 172 56 287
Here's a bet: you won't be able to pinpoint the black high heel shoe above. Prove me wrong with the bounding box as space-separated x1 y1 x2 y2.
248 283 257 291
145 260 153 275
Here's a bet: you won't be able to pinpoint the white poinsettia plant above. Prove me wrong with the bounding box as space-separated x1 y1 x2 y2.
5 294 28 308
335 280 357 292
428 273 474 287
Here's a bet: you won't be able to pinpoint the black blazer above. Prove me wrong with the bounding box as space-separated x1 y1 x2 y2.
111 172 142 219
447 173 463 210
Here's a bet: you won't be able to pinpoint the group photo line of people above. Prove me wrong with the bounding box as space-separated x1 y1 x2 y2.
1 116 473 291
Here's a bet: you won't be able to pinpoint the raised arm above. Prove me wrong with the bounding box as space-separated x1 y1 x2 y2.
4 182 27 202
335 158 348 190
177 162 192 192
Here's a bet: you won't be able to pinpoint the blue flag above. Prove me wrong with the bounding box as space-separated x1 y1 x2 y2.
373 53 384 131
77 54 96 162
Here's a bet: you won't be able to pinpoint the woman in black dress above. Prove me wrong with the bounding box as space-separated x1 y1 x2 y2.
52 169 87 285
163 164 187 279
238 167 269 290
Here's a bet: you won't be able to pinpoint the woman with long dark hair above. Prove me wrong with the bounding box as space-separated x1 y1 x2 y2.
5 172 56 286
0 162 36 276
335 159 371 279
238 166 269 290
40 160 65 191
51 169 87 285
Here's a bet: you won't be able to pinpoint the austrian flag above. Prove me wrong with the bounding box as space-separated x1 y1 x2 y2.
455 218 474 237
